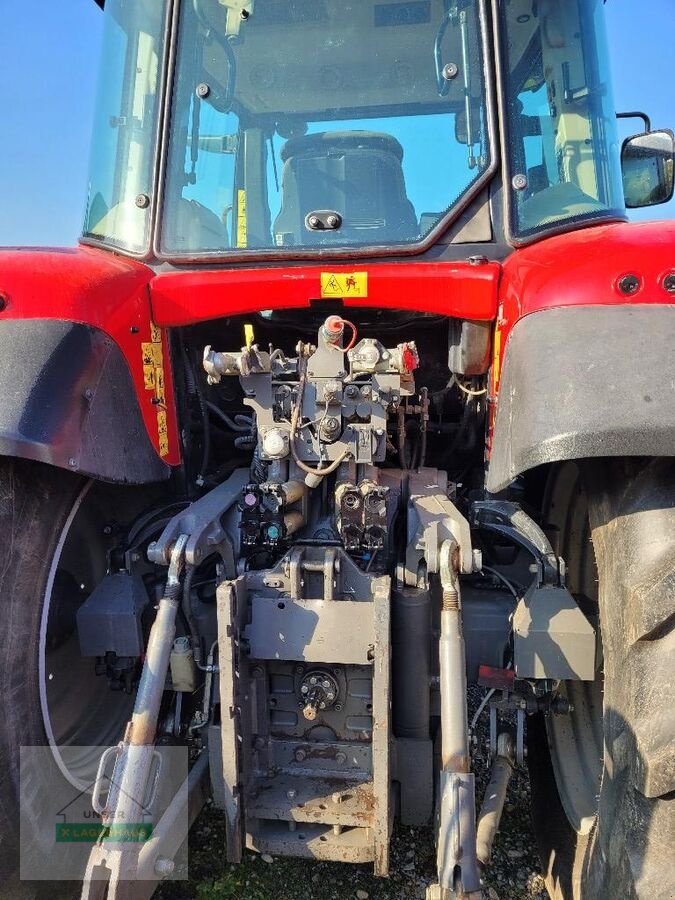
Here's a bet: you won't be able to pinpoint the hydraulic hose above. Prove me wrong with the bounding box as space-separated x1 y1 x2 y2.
181 564 203 665
206 401 252 433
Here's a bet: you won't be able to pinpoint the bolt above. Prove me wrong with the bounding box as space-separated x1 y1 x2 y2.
618 273 640 295
84 388 93 400
196 82 211 99
301 685 309 694
664 273 675 294
68 458 77 468
286 789 297 800
335 751 347 765
154 857 175 877
309 676 317 685
327 692 335 701
294 748 307 762
322 680 331 689
308 215 320 229
442 62 459 80
334 703 342 711
135 193 150 209
326 214 340 228
322 417 341 437
512 174 528 191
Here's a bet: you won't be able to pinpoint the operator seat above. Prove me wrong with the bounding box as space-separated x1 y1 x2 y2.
273 131 418 246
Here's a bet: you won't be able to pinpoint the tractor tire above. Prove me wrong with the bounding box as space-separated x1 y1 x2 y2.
528 459 675 900
0 458 141 894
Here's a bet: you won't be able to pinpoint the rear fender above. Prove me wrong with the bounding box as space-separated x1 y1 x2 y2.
0 319 169 483
487 305 675 493
0 246 180 483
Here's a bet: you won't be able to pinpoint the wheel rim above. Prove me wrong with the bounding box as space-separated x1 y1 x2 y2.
544 463 604 835
39 481 135 792
547 679 603 834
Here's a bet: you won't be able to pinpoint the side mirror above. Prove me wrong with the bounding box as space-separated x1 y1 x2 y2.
621 129 675 209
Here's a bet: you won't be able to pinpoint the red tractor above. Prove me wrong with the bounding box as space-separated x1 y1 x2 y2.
1 1 673 898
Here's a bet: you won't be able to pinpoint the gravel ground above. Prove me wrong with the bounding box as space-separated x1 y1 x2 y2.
157 688 548 900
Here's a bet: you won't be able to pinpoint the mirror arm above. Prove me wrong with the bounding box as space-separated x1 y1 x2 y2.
617 111 652 133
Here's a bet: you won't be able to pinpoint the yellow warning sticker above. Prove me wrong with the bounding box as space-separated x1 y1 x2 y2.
155 367 165 404
141 341 163 367
139 328 170 457
491 327 501 392
143 365 156 391
156 409 169 457
320 271 368 299
158 431 169 457
236 190 248 248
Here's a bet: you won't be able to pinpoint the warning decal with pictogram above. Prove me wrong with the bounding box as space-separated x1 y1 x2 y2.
320 271 368 298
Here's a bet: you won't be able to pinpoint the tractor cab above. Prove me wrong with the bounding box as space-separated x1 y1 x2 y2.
82 0 673 261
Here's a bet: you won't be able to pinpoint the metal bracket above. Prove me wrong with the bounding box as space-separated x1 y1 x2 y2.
472 500 562 586
489 698 525 767
405 469 474 584
148 469 248 570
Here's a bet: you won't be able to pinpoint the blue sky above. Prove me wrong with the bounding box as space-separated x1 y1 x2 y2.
0 0 673 247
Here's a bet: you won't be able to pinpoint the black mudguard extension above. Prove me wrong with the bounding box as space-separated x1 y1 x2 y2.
488 305 675 493
0 319 169 483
